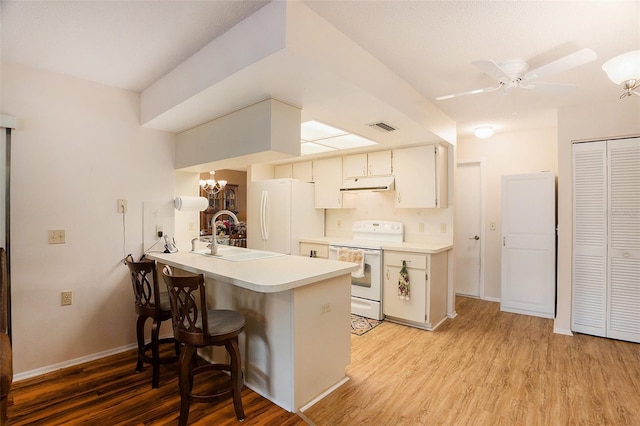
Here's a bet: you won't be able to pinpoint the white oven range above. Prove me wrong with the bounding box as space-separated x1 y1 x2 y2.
329 220 404 320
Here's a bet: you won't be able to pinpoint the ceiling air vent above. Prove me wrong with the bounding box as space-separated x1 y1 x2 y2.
368 121 397 133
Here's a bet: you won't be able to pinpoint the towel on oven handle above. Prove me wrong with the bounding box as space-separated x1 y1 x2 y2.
337 248 365 279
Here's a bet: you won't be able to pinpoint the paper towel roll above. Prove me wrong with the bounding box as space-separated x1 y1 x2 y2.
174 196 208 212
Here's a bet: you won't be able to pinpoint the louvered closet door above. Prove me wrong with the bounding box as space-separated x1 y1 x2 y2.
572 141 607 337
607 137 640 343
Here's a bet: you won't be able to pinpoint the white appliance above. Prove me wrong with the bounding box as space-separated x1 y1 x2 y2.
329 220 404 320
248 179 324 255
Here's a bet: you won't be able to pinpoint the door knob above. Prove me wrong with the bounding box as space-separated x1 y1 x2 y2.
469 235 480 240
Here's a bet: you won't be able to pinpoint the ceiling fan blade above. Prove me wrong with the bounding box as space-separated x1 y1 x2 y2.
523 48 597 81
520 81 577 95
472 60 511 82
435 85 502 100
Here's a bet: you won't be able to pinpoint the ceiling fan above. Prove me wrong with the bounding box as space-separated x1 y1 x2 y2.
436 48 597 100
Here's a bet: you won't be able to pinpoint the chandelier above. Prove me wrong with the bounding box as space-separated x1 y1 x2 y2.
199 171 227 196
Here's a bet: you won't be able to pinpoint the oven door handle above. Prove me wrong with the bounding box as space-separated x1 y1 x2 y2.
329 246 381 256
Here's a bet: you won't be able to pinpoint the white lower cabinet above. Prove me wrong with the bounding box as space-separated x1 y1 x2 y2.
383 250 448 330
299 242 329 259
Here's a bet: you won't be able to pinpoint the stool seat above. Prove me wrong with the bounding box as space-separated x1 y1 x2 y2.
198 310 245 338
125 255 179 389
162 268 245 425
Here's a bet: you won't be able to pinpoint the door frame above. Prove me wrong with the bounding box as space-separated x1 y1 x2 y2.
455 159 486 300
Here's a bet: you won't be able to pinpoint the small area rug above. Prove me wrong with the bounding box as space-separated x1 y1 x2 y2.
350 314 382 336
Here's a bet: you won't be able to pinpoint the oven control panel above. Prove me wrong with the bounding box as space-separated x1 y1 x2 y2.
352 220 404 242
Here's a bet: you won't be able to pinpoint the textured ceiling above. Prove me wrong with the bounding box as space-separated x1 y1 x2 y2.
1 0 639 140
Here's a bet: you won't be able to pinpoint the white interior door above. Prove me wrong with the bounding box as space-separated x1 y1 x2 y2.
455 162 482 297
501 172 556 318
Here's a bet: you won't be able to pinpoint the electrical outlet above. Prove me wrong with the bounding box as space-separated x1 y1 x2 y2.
117 199 127 213
61 291 73 306
490 222 497 231
321 303 332 314
418 223 425 232
440 223 447 233
156 225 164 237
48 229 66 244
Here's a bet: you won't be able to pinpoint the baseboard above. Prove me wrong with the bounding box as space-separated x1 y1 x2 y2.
299 376 350 412
483 296 501 303
13 342 138 382
553 327 574 336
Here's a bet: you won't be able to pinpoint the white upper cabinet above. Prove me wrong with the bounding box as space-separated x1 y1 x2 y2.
274 161 313 182
274 164 293 179
343 151 392 178
313 157 343 208
393 144 448 208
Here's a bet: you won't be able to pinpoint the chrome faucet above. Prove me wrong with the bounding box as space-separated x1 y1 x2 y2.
210 210 239 255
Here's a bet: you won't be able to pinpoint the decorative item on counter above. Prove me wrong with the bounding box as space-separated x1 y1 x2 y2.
398 260 410 300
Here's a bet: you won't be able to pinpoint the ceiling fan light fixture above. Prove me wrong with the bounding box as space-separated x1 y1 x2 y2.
474 126 494 139
602 50 640 98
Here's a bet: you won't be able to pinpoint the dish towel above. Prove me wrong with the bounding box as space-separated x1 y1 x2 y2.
398 260 410 300
338 248 365 278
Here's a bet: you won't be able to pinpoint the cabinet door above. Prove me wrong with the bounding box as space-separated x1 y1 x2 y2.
501 172 556 319
275 164 292 179
299 242 329 258
606 137 640 342
292 161 313 182
343 154 367 178
393 145 437 208
313 157 342 208
383 252 427 323
368 150 392 176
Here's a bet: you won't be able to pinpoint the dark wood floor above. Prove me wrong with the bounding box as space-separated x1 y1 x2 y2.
7 297 640 425
6 346 305 425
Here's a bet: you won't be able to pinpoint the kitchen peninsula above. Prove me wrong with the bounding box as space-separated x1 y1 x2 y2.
147 249 357 412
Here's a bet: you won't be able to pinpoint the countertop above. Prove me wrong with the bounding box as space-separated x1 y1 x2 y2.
299 237 453 254
146 250 358 294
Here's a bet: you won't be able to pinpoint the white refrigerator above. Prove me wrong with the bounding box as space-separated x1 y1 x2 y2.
248 179 324 255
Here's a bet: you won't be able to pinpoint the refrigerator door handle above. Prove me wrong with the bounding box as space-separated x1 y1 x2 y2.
263 190 270 241
260 190 266 240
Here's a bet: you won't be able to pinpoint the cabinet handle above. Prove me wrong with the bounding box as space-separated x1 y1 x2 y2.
622 252 630 258
397 192 401 203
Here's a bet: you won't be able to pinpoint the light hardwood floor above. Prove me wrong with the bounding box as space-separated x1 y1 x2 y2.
7 297 640 425
306 296 640 425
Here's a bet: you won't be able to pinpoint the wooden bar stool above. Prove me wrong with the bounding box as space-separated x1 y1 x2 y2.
125 255 179 388
162 267 245 425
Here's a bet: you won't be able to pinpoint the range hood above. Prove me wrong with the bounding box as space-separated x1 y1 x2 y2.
340 176 395 192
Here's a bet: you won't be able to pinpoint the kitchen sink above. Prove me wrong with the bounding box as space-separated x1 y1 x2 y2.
191 246 285 262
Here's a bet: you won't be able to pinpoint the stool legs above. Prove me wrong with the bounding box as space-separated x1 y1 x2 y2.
150 318 162 389
178 344 197 426
135 315 146 373
176 341 245 425
228 337 245 421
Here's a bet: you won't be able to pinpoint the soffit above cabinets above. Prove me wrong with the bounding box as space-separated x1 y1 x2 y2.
140 1 456 148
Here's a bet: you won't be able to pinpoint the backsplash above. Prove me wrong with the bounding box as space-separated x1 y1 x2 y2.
324 191 453 244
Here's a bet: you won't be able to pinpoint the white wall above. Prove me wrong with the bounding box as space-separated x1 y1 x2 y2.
556 98 640 334
456 126 558 299
1 62 176 376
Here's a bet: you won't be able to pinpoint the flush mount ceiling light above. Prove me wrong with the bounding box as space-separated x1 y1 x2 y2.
602 50 640 99
474 126 494 139
199 171 227 196
300 120 377 155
